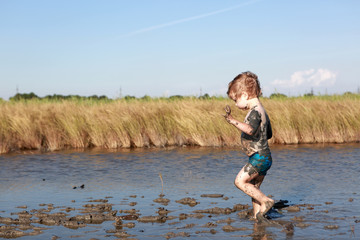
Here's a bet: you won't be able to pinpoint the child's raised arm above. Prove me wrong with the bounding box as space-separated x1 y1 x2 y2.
223 106 254 135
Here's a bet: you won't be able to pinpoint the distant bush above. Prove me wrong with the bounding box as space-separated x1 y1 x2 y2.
304 89 314 97
9 92 39 101
124 95 136 101
343 91 356 96
9 93 110 101
169 95 184 100
89 95 109 101
140 95 152 101
269 93 287 99
199 93 211 100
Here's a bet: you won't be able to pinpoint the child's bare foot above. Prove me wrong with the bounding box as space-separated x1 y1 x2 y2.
260 200 274 216
255 212 271 224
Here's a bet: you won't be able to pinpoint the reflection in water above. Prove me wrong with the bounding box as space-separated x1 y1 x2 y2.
252 222 272 240
0 144 359 239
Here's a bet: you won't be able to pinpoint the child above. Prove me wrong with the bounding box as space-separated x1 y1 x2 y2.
224 71 274 222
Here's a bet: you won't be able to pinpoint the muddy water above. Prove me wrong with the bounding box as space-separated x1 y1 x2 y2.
0 144 359 239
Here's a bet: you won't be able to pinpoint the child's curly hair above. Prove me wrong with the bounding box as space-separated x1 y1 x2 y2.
227 71 262 100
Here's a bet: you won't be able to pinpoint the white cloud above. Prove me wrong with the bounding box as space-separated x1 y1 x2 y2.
272 69 337 88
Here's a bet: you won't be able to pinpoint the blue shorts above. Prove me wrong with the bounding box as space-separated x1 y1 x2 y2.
249 152 272 176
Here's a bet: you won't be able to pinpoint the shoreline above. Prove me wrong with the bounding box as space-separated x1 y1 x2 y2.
1 142 359 156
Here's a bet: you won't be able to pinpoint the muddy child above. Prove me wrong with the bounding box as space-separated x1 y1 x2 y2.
224 71 274 221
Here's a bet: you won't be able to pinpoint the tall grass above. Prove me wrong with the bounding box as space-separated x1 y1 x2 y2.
0 95 359 154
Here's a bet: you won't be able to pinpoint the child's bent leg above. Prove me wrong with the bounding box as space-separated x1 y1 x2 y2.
234 164 274 218
251 175 265 216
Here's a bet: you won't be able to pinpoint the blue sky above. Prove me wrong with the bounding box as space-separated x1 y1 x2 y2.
1 0 359 99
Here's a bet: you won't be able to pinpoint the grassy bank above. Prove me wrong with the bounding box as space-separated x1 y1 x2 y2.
0 95 359 154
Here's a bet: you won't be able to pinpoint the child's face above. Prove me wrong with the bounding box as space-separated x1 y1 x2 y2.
234 92 249 110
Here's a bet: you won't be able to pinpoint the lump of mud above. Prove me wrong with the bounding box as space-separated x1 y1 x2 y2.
15 210 33 218
324 225 339 230
119 209 139 214
179 213 188 220
0 217 16 224
49 212 67 218
177 223 196 229
34 212 48 219
38 217 62 226
175 198 199 207
114 230 134 238
165 231 190 239
291 216 305 222
118 214 139 220
0 226 15 231
200 194 224 198
0 229 27 238
113 216 122 227
157 207 171 215
17 225 34 231
237 209 252 219
166 215 177 221
284 206 301 212
216 217 235 224
16 205 27 209
123 222 136 228
296 223 311 228
137 215 167 223
196 229 217 234
202 222 217 228
61 207 75 212
193 207 232 215
153 198 170 205
62 220 86 229
81 203 113 212
233 204 250 211
188 213 205 219
69 212 115 224
222 225 248 232
88 199 108 203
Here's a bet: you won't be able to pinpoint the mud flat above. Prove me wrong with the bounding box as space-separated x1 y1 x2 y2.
0 193 358 239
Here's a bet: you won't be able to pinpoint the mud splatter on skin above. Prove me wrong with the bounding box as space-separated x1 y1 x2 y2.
244 163 258 176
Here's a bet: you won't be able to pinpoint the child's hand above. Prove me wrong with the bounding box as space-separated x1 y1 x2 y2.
224 105 231 116
223 105 234 124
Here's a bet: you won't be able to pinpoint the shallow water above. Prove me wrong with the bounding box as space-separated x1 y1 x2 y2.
0 144 359 239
